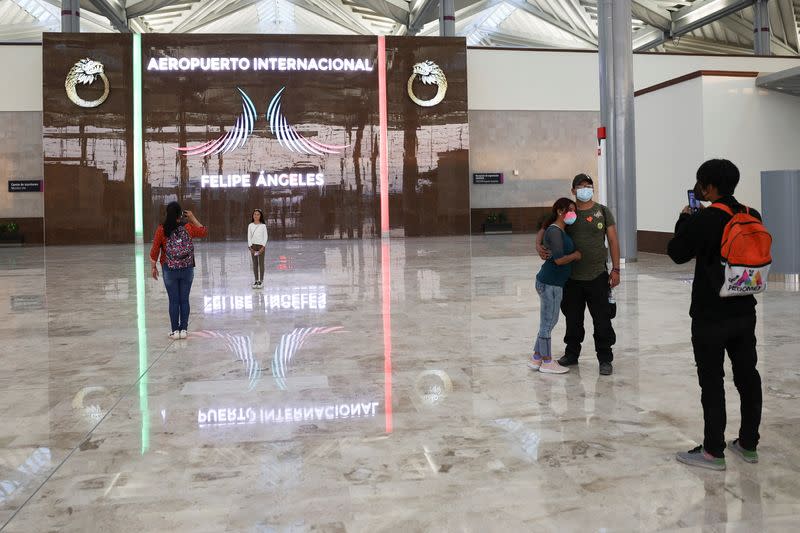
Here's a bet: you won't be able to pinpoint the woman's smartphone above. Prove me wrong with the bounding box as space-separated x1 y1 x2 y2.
687 190 701 213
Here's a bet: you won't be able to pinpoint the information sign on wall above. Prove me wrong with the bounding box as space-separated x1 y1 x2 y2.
8 180 42 193
473 173 503 184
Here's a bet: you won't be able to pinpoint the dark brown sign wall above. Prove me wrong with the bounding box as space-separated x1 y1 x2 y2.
142 34 379 242
386 37 469 237
43 34 469 244
43 34 134 245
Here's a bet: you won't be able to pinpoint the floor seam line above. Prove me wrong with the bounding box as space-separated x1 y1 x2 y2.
0 339 177 531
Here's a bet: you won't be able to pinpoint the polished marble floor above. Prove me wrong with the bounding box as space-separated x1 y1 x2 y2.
0 235 799 532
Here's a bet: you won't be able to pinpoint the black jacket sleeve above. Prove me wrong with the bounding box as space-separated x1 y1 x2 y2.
667 212 697 264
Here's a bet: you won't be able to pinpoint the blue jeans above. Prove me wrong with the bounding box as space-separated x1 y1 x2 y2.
162 266 194 331
534 280 563 359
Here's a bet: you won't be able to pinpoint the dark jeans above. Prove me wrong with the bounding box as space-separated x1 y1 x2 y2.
163 265 194 331
691 315 761 457
561 272 615 363
251 245 265 281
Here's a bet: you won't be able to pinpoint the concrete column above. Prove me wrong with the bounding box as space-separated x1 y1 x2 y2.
598 0 615 211
61 0 80 32
754 0 771 56
439 0 455 37
598 0 637 261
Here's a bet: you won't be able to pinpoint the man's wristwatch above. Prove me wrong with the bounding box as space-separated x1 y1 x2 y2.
611 267 621 273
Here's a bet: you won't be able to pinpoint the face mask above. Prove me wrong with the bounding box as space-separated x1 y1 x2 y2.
564 212 577 225
576 187 593 202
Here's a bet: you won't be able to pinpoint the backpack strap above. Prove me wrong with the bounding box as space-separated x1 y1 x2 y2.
710 203 734 216
600 204 611 234
711 202 750 217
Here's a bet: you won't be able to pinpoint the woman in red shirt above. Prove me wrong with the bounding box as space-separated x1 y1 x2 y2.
150 201 208 340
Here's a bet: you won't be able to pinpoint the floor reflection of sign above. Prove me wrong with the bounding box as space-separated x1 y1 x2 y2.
8 180 42 192
473 173 503 185
11 295 44 311
197 401 381 428
203 286 327 314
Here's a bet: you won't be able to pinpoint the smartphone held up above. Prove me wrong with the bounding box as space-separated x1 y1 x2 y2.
687 189 702 214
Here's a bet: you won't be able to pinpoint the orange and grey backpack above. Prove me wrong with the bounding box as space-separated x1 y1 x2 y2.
710 203 772 297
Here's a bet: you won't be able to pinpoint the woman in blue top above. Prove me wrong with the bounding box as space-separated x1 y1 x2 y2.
530 197 582 374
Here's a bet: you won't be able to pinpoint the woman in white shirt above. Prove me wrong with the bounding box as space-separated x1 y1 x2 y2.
247 209 268 288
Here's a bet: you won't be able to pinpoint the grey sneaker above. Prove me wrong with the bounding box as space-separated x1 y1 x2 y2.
676 445 726 471
729 439 758 463
599 362 613 375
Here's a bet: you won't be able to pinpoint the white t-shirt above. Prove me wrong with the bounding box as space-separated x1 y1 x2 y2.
247 223 268 247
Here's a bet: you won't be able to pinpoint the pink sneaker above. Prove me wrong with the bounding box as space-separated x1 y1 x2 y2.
528 355 543 370
539 360 569 374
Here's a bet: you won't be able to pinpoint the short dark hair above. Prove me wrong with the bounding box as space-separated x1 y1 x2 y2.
696 159 739 196
572 173 593 189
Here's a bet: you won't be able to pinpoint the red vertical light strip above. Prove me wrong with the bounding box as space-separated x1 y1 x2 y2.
378 36 392 433
377 36 390 235
381 240 393 434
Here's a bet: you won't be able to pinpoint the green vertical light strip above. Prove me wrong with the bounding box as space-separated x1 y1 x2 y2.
133 33 148 454
133 33 144 241
135 247 150 454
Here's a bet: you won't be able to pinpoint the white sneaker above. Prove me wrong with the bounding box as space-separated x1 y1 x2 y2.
539 360 570 374
169 330 179 340
256 280 263 289
252 281 259 288
180 330 188 339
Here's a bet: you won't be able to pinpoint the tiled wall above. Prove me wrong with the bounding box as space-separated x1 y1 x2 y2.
469 110 599 210
0 111 43 219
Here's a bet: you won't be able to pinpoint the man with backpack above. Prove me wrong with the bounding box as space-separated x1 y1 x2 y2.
668 159 770 470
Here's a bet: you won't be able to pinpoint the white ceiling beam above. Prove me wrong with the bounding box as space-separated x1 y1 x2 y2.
631 0 671 31
482 27 584 48
773 0 799 52
127 0 182 18
666 34 754 54
408 0 439 33
349 0 408 24
170 0 252 33
85 0 130 32
303 0 375 34
285 0 375 34
633 24 667 51
0 22 56 40
420 0 503 36
792 0 800 48
635 0 756 50
505 0 597 46
10 0 59 22
719 12 798 54
671 0 755 35
562 0 597 39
